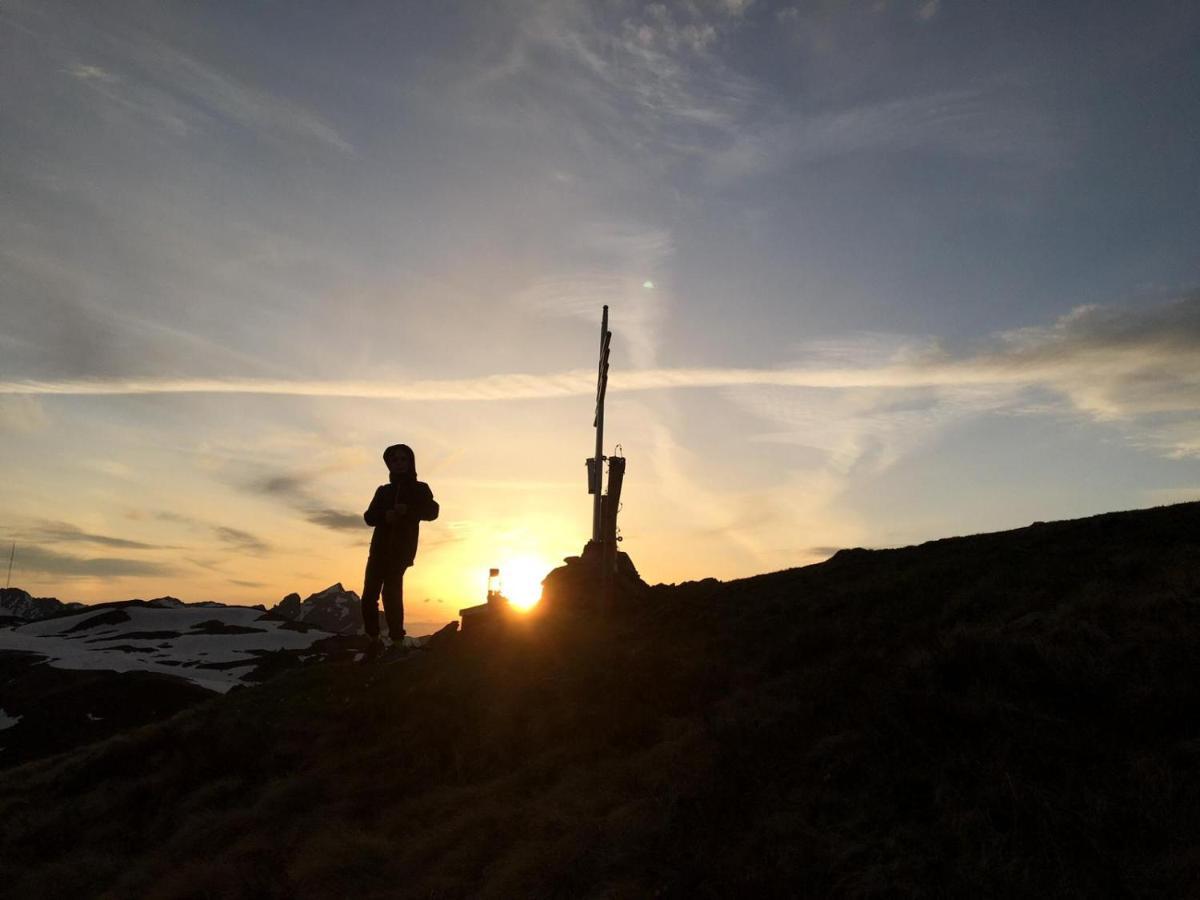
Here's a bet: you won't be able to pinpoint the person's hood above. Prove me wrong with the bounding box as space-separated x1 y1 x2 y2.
383 443 417 481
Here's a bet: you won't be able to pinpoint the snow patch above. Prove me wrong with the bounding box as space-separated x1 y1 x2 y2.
0 605 332 693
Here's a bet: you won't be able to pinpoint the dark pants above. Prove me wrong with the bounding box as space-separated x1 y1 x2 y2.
362 555 408 639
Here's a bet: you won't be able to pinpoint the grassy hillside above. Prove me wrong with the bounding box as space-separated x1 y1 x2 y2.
3 502 1200 898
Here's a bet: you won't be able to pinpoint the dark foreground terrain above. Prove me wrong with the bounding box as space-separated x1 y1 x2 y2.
2 503 1200 898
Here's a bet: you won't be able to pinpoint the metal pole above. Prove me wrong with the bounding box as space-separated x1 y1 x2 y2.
592 305 609 544
5 542 13 590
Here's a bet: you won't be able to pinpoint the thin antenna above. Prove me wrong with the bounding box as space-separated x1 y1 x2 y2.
592 305 611 544
5 542 14 590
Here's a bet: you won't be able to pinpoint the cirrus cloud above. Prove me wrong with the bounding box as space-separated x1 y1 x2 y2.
4 297 1200 465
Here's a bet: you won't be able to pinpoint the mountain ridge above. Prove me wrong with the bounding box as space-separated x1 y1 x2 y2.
0 588 84 624
2 500 1199 897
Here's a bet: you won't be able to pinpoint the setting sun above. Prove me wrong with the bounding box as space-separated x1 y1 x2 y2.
494 555 553 611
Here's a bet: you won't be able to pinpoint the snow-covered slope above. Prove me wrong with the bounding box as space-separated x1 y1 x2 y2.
0 597 455 767
0 603 332 693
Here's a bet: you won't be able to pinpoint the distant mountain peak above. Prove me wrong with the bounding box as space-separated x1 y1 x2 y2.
307 583 348 600
271 584 364 635
0 587 84 623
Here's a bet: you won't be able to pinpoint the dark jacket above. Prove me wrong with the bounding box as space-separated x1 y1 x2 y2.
364 474 439 565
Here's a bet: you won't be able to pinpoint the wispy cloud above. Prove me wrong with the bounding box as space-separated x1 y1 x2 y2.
517 222 674 368
7 295 1197 458
457 0 760 165
0 297 1185 391
0 363 1037 399
708 295 1200 538
14 520 164 552
242 469 365 535
49 11 353 153
142 511 272 557
729 383 998 476
303 509 364 532
9 546 172 579
67 63 118 83
213 526 270 556
706 86 1063 184
645 421 773 565
0 242 304 383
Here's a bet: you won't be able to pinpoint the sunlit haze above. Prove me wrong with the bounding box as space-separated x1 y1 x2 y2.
2 1 1199 619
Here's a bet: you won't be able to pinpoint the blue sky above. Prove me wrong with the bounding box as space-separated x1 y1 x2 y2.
2 0 1199 611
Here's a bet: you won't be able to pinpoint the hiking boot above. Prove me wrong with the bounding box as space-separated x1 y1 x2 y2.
362 637 384 663
380 643 407 663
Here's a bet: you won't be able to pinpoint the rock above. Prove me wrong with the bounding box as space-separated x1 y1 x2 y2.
62 609 132 633
541 542 649 613
269 584 364 635
0 588 79 622
188 620 266 636
424 620 459 650
276 593 302 618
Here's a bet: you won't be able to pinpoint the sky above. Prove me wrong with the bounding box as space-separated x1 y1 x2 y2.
2 0 1199 618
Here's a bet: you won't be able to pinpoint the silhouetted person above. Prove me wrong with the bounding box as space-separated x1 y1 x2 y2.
362 444 439 659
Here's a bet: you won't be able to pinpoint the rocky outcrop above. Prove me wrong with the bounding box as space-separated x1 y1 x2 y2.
0 588 84 623
540 542 649 613
276 592 302 619
270 583 364 635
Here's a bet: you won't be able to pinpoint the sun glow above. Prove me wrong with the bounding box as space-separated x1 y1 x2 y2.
496 555 553 611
